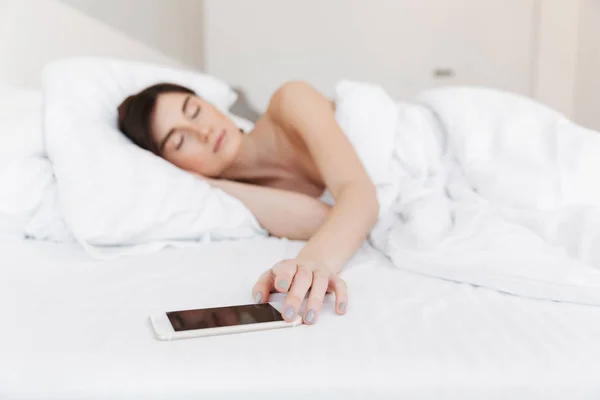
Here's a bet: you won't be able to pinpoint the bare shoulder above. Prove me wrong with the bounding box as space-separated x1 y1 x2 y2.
266 81 335 126
269 81 322 105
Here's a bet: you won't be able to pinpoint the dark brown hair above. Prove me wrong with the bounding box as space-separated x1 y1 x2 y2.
117 83 195 155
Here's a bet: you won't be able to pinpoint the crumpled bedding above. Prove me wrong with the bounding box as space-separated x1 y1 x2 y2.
334 80 600 306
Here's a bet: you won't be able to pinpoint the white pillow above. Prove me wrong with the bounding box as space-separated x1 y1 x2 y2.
0 86 46 238
42 57 266 259
0 86 71 241
0 86 44 167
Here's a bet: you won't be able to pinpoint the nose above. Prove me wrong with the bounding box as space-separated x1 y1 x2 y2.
198 125 213 143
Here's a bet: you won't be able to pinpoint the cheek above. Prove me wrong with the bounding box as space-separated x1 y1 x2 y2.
164 141 229 177
165 145 205 171
178 148 223 177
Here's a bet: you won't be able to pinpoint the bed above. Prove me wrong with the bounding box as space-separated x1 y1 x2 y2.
1 237 599 399
2 3 600 399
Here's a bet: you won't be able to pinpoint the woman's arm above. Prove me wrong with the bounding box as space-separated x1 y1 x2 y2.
253 81 379 324
274 82 379 271
208 178 331 240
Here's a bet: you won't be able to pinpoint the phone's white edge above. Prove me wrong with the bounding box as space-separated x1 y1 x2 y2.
149 305 303 341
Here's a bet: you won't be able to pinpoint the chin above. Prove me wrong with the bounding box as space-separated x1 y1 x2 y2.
225 137 242 160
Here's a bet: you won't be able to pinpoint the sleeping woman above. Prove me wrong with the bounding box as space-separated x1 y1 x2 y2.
117 81 379 325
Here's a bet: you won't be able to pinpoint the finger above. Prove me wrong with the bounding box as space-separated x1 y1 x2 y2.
303 271 329 324
329 276 348 315
282 266 313 322
252 269 274 304
271 260 298 293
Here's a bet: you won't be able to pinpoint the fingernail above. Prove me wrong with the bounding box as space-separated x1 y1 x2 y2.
339 303 347 313
278 279 289 290
305 309 315 324
254 292 262 304
284 306 295 320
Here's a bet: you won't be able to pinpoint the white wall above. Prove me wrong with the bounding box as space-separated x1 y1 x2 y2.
2 0 597 128
532 0 600 131
533 0 580 119
0 0 182 89
574 0 600 130
205 0 537 112
205 0 599 130
58 0 205 69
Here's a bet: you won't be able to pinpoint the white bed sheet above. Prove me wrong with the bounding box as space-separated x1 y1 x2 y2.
1 238 600 399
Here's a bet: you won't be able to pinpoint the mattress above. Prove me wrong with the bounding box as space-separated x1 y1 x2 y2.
1 237 599 399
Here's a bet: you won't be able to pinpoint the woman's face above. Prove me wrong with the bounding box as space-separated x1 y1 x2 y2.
150 92 242 177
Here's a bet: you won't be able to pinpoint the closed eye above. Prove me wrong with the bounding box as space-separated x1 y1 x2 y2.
175 134 185 150
191 104 200 119
184 96 200 119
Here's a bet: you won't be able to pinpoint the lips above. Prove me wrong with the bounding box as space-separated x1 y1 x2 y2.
213 129 226 153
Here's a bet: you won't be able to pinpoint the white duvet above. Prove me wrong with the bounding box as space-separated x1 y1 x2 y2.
334 81 600 306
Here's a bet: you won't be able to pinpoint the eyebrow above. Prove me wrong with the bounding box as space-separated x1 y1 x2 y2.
158 95 191 153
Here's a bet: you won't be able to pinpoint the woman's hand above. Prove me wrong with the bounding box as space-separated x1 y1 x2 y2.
252 259 348 325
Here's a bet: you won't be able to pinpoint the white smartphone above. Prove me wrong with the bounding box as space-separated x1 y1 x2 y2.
149 302 303 340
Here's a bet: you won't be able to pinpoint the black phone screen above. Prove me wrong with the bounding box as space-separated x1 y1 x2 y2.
166 303 284 331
